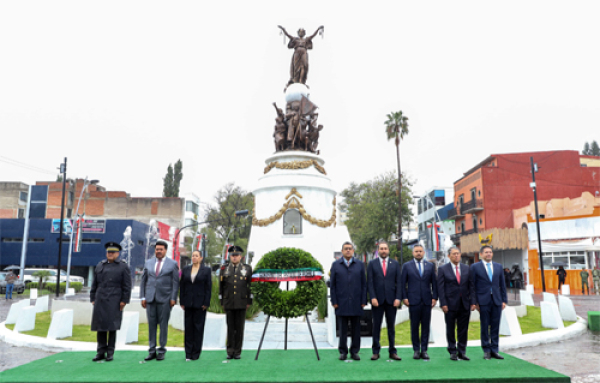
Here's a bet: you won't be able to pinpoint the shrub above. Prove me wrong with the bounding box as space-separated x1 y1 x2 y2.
317 286 328 319
208 276 224 314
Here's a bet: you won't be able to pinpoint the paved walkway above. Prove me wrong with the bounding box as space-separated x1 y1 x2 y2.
1 292 599 382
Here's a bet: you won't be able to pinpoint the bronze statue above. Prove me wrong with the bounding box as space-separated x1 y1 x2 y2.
273 103 287 152
278 25 324 87
272 98 323 154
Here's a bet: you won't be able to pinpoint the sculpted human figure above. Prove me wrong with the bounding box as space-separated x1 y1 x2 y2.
273 102 287 151
285 102 301 148
278 25 324 86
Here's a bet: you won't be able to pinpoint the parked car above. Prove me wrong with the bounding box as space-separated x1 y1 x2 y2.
22 268 85 285
0 272 25 294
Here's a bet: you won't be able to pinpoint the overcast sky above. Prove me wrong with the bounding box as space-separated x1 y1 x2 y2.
1 1 599 214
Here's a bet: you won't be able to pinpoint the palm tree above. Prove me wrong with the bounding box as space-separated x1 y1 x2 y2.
385 110 409 265
32 270 52 292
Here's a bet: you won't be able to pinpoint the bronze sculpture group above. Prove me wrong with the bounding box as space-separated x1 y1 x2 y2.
273 25 325 154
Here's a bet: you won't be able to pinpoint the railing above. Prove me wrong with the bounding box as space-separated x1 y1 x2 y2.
447 207 464 220
461 199 484 214
450 234 462 242
461 227 479 236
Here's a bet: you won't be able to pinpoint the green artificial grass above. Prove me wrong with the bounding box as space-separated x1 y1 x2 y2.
380 306 576 346
0 348 569 383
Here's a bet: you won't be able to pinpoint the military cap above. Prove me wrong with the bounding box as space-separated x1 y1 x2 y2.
105 242 122 252
227 245 244 255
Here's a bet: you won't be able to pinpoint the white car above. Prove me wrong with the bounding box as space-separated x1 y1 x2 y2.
23 269 85 284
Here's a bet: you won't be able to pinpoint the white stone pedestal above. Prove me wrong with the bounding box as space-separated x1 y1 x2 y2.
428 309 446 343
47 309 73 340
499 306 522 336
248 152 351 273
15 306 37 332
561 285 570 295
52 299 92 325
540 301 564 329
117 312 139 345
542 292 557 306
168 305 184 331
526 284 534 294
30 289 38 300
6 299 31 324
204 313 227 348
35 295 49 313
519 290 535 306
558 295 577 321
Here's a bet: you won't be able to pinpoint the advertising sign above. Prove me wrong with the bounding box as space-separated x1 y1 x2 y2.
51 219 106 234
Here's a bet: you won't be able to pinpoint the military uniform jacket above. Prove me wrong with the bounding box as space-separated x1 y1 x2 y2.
219 262 252 310
90 259 132 332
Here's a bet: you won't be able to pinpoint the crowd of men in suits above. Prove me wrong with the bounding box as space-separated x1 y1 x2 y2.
330 241 508 362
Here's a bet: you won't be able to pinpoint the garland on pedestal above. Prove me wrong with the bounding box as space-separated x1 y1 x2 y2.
251 247 326 319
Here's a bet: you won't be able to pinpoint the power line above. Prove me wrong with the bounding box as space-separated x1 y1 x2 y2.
0 155 57 176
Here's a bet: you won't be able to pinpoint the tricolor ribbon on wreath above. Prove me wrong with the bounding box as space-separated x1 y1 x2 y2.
252 268 323 282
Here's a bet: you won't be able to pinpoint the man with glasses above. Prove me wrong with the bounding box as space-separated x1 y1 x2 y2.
220 246 253 360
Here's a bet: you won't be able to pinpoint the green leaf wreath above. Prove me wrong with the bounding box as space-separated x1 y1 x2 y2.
251 247 326 319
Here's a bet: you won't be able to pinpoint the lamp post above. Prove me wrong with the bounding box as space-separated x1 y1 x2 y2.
530 157 546 292
172 210 249 267
56 158 67 298
66 178 99 292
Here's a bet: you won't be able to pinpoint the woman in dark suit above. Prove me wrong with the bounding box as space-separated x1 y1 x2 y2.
180 250 212 361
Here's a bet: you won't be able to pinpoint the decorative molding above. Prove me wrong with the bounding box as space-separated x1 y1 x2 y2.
264 160 327 175
285 188 303 200
252 192 336 228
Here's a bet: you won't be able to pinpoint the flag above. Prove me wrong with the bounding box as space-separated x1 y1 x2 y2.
74 217 83 252
426 222 443 251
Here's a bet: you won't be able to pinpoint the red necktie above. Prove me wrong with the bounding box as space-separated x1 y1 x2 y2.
155 258 162 276
456 265 460 284
382 259 387 276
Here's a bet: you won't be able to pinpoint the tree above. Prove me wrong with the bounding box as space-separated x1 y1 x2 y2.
32 270 52 290
385 110 409 257
583 142 591 155
582 140 600 157
162 159 183 197
340 172 413 258
205 183 254 257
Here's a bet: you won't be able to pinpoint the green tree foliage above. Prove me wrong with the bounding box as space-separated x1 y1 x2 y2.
162 160 183 197
205 183 253 256
582 140 600 156
340 172 412 256
32 270 52 289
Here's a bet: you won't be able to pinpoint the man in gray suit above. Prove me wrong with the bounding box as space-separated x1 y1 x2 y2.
140 240 179 361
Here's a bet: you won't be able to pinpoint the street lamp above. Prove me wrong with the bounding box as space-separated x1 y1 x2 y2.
171 209 249 266
65 178 99 292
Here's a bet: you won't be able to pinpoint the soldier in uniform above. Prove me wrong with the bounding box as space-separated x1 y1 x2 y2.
219 245 252 360
580 269 590 295
90 242 132 362
592 267 600 295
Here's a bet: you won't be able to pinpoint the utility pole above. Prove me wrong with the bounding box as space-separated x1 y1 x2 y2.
530 157 546 292
56 157 67 298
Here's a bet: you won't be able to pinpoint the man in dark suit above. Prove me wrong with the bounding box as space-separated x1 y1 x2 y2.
470 245 507 360
437 246 471 361
330 242 367 361
400 244 438 360
140 240 180 361
367 241 402 361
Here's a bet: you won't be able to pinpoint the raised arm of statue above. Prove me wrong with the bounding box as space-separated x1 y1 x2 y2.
278 25 293 40
273 102 284 119
308 26 324 40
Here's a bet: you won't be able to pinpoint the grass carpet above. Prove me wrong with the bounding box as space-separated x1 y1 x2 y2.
0 348 568 383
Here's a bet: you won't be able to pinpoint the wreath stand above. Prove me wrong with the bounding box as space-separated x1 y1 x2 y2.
254 281 320 361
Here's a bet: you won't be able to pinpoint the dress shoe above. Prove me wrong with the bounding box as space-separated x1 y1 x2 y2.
144 353 157 361
371 354 380 360
413 351 421 359
156 353 165 361
458 353 470 361
105 354 114 362
490 352 504 360
234 355 241 360
420 351 430 360
226 354 233 360
389 354 401 361
450 354 458 361
92 353 105 362
483 352 491 360
339 354 347 361
351 353 360 361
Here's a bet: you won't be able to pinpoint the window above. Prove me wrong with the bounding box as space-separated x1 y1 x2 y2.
67 208 72 218
81 238 101 244
470 188 476 201
69 191 74 204
18 208 25 218
186 201 199 215
541 251 588 270
458 194 464 206
283 209 302 234
185 218 196 227
138 240 144 246
19 191 28 202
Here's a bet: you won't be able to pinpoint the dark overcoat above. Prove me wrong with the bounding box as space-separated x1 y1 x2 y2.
90 259 131 332
179 265 212 309
330 257 367 317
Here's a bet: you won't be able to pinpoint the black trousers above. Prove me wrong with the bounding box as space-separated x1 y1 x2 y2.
408 304 432 352
184 308 207 359
371 303 397 355
96 331 116 355
444 305 470 355
338 315 361 355
225 309 246 356
558 278 565 291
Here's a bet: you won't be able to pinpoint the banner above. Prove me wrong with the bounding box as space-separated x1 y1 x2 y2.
252 268 323 282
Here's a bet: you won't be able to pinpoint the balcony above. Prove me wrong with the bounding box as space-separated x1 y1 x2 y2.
461 199 484 214
451 227 479 243
447 207 464 220
461 227 479 236
450 234 461 243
